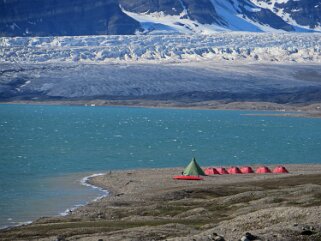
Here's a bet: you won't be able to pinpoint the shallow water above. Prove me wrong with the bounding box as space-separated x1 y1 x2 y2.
0 104 321 228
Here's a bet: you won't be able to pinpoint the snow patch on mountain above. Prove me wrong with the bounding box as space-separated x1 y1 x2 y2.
208 0 264 32
122 8 226 34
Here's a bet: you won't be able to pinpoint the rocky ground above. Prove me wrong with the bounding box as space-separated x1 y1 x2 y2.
2 100 321 118
0 164 321 241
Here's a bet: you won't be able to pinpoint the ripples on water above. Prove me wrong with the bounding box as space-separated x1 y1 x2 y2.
0 104 321 227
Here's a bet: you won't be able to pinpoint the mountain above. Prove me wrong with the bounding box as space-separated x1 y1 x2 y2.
251 0 321 31
121 0 296 33
0 0 320 36
0 0 140 36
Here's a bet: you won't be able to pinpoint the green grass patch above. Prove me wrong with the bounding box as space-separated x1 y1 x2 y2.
0 219 212 241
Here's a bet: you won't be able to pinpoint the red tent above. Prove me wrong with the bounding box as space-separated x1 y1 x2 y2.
227 166 242 174
256 166 272 174
240 166 254 174
204 167 221 175
216 167 229 174
273 166 289 173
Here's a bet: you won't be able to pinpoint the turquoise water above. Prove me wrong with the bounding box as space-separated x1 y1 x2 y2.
1 104 321 228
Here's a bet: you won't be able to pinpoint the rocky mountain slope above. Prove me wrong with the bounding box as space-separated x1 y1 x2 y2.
0 0 140 36
0 0 320 36
252 0 321 31
121 0 297 34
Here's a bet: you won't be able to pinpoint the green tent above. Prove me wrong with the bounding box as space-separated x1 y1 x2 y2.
183 158 206 176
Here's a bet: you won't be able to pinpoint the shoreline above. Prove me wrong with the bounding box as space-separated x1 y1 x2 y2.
60 173 110 216
0 173 109 231
1 100 321 118
2 163 319 231
1 164 320 240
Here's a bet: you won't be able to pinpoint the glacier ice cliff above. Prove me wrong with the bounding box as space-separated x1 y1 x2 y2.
1 33 320 64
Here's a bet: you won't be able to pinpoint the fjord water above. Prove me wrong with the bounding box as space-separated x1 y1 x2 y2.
1 104 321 228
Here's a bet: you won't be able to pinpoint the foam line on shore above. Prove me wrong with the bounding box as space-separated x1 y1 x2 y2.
60 173 109 216
0 221 32 231
81 173 109 201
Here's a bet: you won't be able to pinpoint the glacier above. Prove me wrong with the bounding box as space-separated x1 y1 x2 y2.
0 33 321 102
0 33 321 64
1 61 321 102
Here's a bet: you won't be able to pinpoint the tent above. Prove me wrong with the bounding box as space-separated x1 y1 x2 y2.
183 158 206 176
256 166 272 174
204 167 221 175
240 166 254 174
216 167 229 174
228 166 242 174
273 166 289 173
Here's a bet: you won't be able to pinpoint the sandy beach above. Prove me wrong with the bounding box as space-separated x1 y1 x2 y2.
1 164 321 241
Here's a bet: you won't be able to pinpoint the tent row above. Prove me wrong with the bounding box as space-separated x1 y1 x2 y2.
205 165 288 175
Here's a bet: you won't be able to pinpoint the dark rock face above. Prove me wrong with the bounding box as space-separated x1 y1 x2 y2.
180 0 222 25
0 0 140 36
249 9 294 31
275 0 321 29
250 8 294 31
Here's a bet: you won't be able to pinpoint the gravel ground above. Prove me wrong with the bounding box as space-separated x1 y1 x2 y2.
1 164 321 241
